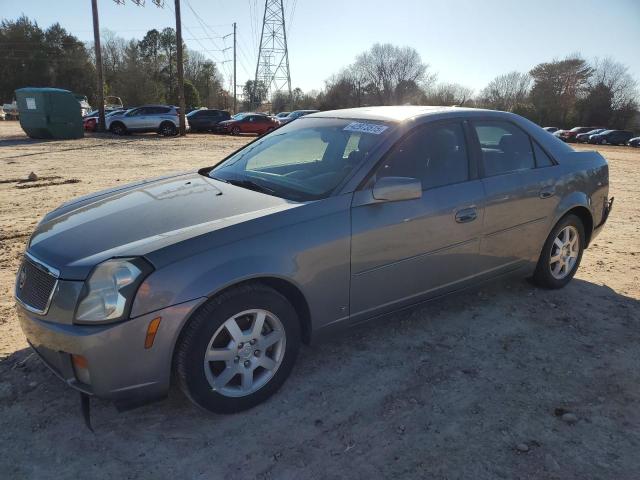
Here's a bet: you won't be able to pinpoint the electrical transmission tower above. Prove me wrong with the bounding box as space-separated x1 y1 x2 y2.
253 0 292 109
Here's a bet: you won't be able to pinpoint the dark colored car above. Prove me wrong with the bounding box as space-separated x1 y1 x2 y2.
278 109 320 125
588 130 635 145
628 137 640 147
218 113 278 135
15 106 612 415
556 126 602 142
575 128 606 143
186 109 231 132
543 127 559 133
275 111 290 119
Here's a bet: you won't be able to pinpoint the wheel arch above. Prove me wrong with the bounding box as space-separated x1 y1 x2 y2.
176 276 312 348
554 204 594 247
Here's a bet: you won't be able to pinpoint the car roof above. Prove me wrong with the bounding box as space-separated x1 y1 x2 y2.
308 105 488 122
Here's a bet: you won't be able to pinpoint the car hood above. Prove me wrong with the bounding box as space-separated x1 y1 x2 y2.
28 172 298 279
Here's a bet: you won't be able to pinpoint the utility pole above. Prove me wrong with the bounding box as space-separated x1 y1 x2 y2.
174 0 187 135
233 22 237 114
91 0 106 132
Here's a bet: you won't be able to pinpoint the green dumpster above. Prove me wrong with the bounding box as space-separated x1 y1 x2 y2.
15 87 84 139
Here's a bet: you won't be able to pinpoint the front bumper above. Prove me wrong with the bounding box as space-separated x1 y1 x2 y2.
17 298 204 409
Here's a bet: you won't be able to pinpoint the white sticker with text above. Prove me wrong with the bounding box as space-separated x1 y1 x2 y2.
26 98 37 110
343 122 388 135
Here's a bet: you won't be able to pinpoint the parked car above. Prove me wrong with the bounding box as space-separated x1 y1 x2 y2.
556 126 602 143
14 106 612 415
84 109 127 132
628 137 640 148
543 126 559 133
186 109 231 132
74 94 92 117
106 105 188 136
275 111 290 119
575 128 606 143
278 109 320 125
588 129 635 145
218 112 278 135
0 106 5 121
2 101 19 120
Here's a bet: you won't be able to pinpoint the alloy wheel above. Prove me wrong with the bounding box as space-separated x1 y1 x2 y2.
203 309 286 398
549 225 580 280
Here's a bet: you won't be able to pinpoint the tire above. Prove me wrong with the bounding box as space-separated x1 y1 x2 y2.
110 122 126 135
159 122 177 136
174 283 301 414
533 214 585 289
231 126 241 136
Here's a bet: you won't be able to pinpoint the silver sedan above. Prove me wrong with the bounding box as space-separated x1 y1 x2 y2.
15 106 612 414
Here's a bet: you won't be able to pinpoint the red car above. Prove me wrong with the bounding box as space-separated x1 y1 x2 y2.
556 126 603 143
218 113 278 135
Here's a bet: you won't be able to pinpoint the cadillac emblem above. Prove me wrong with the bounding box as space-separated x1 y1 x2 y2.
18 265 27 290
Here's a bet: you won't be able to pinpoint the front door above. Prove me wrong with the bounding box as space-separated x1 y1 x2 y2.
350 120 485 318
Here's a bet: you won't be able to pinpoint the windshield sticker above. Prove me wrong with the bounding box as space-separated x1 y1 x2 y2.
343 122 388 135
26 98 36 110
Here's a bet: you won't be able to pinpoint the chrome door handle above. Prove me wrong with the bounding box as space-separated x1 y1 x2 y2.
455 207 477 223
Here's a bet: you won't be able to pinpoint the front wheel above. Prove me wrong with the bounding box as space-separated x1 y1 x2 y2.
231 126 241 136
533 214 585 289
110 122 126 135
174 283 300 413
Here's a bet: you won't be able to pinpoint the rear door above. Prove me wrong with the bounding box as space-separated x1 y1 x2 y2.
470 119 559 272
350 120 486 317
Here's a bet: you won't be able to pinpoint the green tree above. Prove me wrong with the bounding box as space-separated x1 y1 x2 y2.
183 80 201 108
529 57 592 126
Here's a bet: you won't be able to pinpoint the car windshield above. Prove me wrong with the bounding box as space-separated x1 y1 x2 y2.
232 113 248 120
210 117 393 201
601 130 614 135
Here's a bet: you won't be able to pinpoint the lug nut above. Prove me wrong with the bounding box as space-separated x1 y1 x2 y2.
254 350 261 357
238 342 244 349
250 339 257 345
244 360 251 368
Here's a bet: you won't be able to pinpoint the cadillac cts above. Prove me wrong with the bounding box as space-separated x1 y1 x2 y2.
15 106 612 414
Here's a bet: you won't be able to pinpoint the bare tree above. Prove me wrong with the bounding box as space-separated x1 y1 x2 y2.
424 83 474 106
589 57 638 110
478 71 531 111
354 43 430 105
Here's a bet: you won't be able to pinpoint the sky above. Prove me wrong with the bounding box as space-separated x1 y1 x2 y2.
1 0 639 95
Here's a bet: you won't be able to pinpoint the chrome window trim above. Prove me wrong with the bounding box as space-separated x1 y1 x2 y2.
15 252 60 315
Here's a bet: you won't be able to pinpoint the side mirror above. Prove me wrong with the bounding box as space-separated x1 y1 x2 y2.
372 176 422 202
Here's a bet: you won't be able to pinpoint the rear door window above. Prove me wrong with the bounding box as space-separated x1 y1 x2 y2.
473 121 535 176
532 142 554 167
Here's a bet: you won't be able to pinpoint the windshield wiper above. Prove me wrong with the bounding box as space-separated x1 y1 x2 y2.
225 178 276 195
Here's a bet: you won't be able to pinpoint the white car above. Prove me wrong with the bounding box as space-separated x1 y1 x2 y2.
106 105 189 136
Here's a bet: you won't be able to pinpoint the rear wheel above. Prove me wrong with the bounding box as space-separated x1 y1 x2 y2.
174 283 300 413
533 214 585 289
159 122 177 136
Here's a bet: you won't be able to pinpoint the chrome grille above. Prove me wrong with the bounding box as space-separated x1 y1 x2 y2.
15 254 59 314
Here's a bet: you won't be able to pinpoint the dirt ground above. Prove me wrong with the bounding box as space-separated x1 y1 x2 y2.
0 121 638 479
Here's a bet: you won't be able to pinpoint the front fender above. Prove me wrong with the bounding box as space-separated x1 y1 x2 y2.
131 195 353 331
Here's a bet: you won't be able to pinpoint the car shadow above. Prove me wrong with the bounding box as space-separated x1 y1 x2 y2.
1 276 639 478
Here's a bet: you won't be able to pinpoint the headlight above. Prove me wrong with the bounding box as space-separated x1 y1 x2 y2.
75 258 152 324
